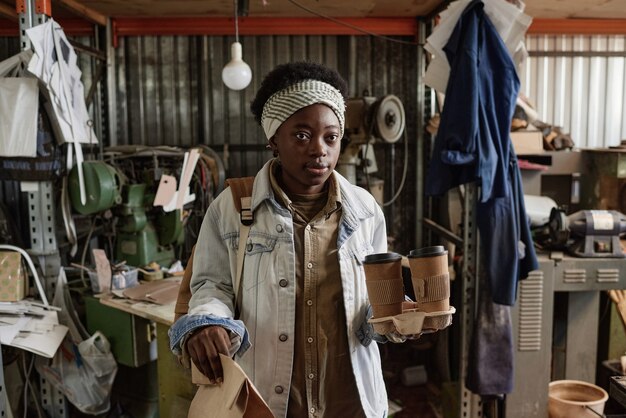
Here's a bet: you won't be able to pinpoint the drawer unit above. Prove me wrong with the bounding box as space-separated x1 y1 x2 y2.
85 296 157 367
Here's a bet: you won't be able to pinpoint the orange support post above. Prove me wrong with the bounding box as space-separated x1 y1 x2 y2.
15 0 26 14
35 0 51 16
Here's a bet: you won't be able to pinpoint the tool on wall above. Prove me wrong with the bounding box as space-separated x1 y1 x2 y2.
338 93 407 207
339 94 405 185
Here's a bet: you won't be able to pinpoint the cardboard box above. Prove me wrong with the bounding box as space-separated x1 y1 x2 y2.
511 130 544 155
0 251 26 302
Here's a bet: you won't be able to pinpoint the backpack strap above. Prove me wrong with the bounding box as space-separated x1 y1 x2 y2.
225 177 255 315
174 244 195 321
174 176 254 321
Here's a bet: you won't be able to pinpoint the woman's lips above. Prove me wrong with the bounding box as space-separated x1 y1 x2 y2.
306 162 329 175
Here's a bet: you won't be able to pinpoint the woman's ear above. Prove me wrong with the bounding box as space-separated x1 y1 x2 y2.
268 137 279 157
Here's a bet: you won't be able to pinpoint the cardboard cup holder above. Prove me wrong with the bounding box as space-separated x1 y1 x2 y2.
368 307 456 336
365 246 455 337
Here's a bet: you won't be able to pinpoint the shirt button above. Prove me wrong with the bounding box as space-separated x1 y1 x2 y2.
246 243 253 252
276 224 283 232
306 224 311 231
307 337 314 343
279 279 288 287
310 407 315 414
279 334 288 342
306 299 313 306
274 385 284 394
308 373 314 379
307 262 313 269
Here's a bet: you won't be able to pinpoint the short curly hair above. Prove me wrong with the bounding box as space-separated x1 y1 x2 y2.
250 61 348 125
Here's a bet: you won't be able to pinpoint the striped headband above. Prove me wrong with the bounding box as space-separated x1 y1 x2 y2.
261 79 345 140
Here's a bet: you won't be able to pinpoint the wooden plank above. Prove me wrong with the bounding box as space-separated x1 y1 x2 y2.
55 0 107 26
99 295 176 325
0 2 17 21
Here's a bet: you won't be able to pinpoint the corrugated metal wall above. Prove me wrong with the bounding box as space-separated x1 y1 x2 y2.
520 34 626 148
111 34 420 251
111 35 418 170
1 32 420 252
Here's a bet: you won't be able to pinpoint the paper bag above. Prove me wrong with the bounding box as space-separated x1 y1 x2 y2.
0 77 38 157
188 354 273 418
0 251 27 301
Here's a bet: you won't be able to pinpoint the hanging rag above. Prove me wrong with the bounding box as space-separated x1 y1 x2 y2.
466 270 514 395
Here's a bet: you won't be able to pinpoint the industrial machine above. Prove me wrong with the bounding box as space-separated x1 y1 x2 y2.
339 94 406 186
68 146 224 268
530 200 626 258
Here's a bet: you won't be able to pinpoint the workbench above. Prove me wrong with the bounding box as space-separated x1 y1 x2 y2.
97 296 196 417
506 251 626 418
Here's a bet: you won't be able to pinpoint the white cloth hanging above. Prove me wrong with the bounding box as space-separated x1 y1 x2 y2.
424 0 532 93
26 19 98 205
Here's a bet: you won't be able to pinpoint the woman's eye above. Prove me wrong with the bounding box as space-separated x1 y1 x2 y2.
326 134 339 142
295 132 309 141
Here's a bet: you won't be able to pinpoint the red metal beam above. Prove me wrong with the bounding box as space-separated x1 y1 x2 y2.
0 17 94 36
112 16 418 48
529 19 626 35
113 16 417 39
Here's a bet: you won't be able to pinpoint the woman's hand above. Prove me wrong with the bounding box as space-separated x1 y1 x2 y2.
186 325 232 383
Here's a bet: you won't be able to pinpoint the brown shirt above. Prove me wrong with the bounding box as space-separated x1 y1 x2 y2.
270 164 366 418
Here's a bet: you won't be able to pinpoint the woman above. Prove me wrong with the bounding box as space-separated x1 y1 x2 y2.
169 61 389 418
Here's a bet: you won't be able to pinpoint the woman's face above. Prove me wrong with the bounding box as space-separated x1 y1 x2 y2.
270 103 342 195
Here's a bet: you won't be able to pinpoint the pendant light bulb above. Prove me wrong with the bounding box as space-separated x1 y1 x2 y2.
222 42 252 91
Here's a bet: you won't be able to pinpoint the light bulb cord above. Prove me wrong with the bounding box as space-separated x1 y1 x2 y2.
234 0 240 43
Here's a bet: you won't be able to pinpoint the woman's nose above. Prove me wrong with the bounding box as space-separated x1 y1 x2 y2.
309 136 327 156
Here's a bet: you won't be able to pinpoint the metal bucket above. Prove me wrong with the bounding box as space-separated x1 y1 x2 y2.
548 380 608 418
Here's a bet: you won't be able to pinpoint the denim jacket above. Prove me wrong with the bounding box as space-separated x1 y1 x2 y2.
169 160 388 418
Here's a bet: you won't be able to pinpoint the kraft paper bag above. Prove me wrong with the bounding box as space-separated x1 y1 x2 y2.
188 354 273 418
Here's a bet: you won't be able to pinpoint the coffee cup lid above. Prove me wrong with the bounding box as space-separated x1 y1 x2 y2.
363 252 402 264
408 246 447 258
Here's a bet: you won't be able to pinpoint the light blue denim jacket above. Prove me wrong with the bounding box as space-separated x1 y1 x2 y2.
169 160 388 418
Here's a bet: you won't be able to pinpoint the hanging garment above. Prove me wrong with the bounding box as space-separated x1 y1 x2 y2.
466 271 514 395
425 0 538 306
425 0 539 397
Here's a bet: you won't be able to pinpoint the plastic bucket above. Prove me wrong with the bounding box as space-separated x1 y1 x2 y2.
548 380 608 418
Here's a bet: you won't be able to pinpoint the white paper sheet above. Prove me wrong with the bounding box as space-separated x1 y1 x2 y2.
0 302 68 358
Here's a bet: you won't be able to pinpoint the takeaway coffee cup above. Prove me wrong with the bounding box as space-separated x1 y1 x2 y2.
408 246 450 313
363 252 405 318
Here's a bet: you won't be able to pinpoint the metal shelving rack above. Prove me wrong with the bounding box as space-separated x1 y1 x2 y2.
0 1 68 417
458 183 482 418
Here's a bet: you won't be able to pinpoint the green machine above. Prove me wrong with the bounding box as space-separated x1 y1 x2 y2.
69 161 183 267
68 161 122 214
115 183 182 267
